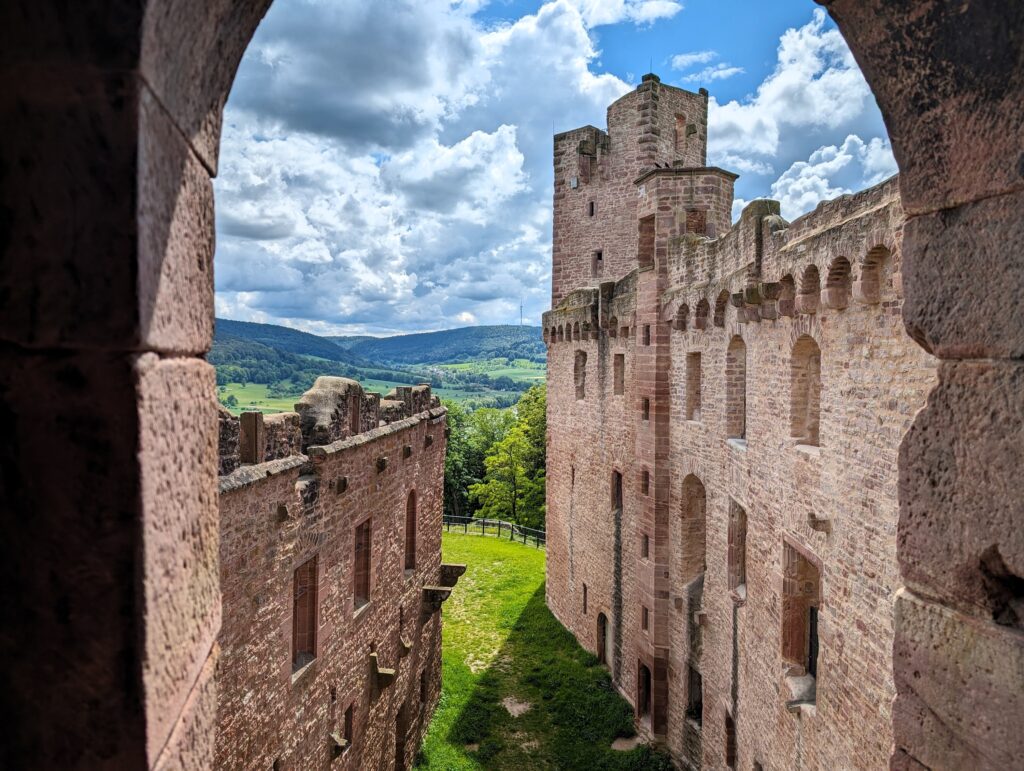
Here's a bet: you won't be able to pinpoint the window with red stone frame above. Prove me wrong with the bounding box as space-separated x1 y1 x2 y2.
292 555 318 671
404 492 417 571
782 541 822 678
354 519 371 609
727 500 747 594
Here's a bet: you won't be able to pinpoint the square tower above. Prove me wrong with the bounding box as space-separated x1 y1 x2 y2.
551 75 730 305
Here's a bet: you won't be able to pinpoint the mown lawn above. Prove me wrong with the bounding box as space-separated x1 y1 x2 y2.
417 533 672 770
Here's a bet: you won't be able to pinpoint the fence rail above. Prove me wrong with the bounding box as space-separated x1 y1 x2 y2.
443 515 546 549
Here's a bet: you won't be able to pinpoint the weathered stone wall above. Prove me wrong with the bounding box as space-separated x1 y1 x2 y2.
546 93 938 769
215 381 449 770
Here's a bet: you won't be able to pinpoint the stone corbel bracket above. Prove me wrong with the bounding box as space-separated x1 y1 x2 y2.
807 510 832 534
399 636 413 658
369 652 396 690
422 585 452 615
439 563 467 588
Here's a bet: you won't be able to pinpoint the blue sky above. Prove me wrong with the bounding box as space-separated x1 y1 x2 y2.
214 0 894 336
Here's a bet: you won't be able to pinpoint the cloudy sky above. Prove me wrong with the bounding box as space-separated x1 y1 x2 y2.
214 0 896 336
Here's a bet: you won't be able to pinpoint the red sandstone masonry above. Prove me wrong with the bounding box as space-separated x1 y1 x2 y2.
545 84 936 771
215 379 450 770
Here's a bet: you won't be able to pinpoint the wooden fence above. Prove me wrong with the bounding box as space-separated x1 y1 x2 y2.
442 515 546 549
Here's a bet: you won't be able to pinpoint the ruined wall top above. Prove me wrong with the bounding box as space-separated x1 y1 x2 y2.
218 376 440 476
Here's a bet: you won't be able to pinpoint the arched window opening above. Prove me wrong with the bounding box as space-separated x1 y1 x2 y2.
596 613 610 665
855 245 891 304
608 316 618 338
573 322 581 341
782 542 822 700
574 350 587 400
796 265 820 315
557 325 564 342
791 335 822 447
694 299 710 330
778 274 796 317
637 662 652 718
681 475 707 582
675 303 689 331
726 336 747 441
404 491 417 572
714 289 729 327
823 256 852 309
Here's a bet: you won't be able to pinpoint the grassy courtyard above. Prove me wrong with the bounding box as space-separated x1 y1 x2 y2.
416 533 672 770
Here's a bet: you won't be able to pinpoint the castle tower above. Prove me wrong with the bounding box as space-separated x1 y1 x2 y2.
550 74 732 306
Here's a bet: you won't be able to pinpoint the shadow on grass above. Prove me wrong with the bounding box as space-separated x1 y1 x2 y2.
435 582 673 770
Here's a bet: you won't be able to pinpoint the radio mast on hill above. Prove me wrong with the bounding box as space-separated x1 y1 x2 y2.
520 299 524 326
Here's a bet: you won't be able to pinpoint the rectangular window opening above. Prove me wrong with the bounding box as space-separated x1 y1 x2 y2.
643 324 651 346
642 533 650 559
613 354 625 395
612 471 623 512
292 555 318 672
583 583 588 614
686 352 702 421
728 501 747 599
686 666 703 725
354 519 372 609
642 606 650 631
642 398 650 421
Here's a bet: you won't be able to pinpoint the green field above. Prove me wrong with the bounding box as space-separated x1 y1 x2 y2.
436 358 546 384
417 533 672 771
218 383 299 414
218 380 518 415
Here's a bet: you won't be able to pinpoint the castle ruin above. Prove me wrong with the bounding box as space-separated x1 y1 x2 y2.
2 3 1020 769
544 76 940 769
215 380 458 769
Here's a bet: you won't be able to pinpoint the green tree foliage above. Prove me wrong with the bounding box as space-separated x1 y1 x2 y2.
467 384 547 528
442 401 474 519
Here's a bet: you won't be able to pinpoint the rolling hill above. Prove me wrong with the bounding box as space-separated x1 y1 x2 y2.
215 318 359 363
331 325 545 365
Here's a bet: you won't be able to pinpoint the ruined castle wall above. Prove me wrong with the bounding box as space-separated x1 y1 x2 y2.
215 381 448 771
547 171 937 770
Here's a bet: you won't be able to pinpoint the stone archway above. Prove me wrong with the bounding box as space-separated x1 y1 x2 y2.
0 1 1021 768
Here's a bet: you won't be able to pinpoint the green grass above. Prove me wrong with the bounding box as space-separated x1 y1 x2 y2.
218 382 299 415
417 533 673 771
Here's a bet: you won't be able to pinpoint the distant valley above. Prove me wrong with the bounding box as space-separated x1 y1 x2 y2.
211 319 545 414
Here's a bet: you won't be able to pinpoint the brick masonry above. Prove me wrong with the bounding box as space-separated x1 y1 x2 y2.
215 378 453 770
544 78 937 770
